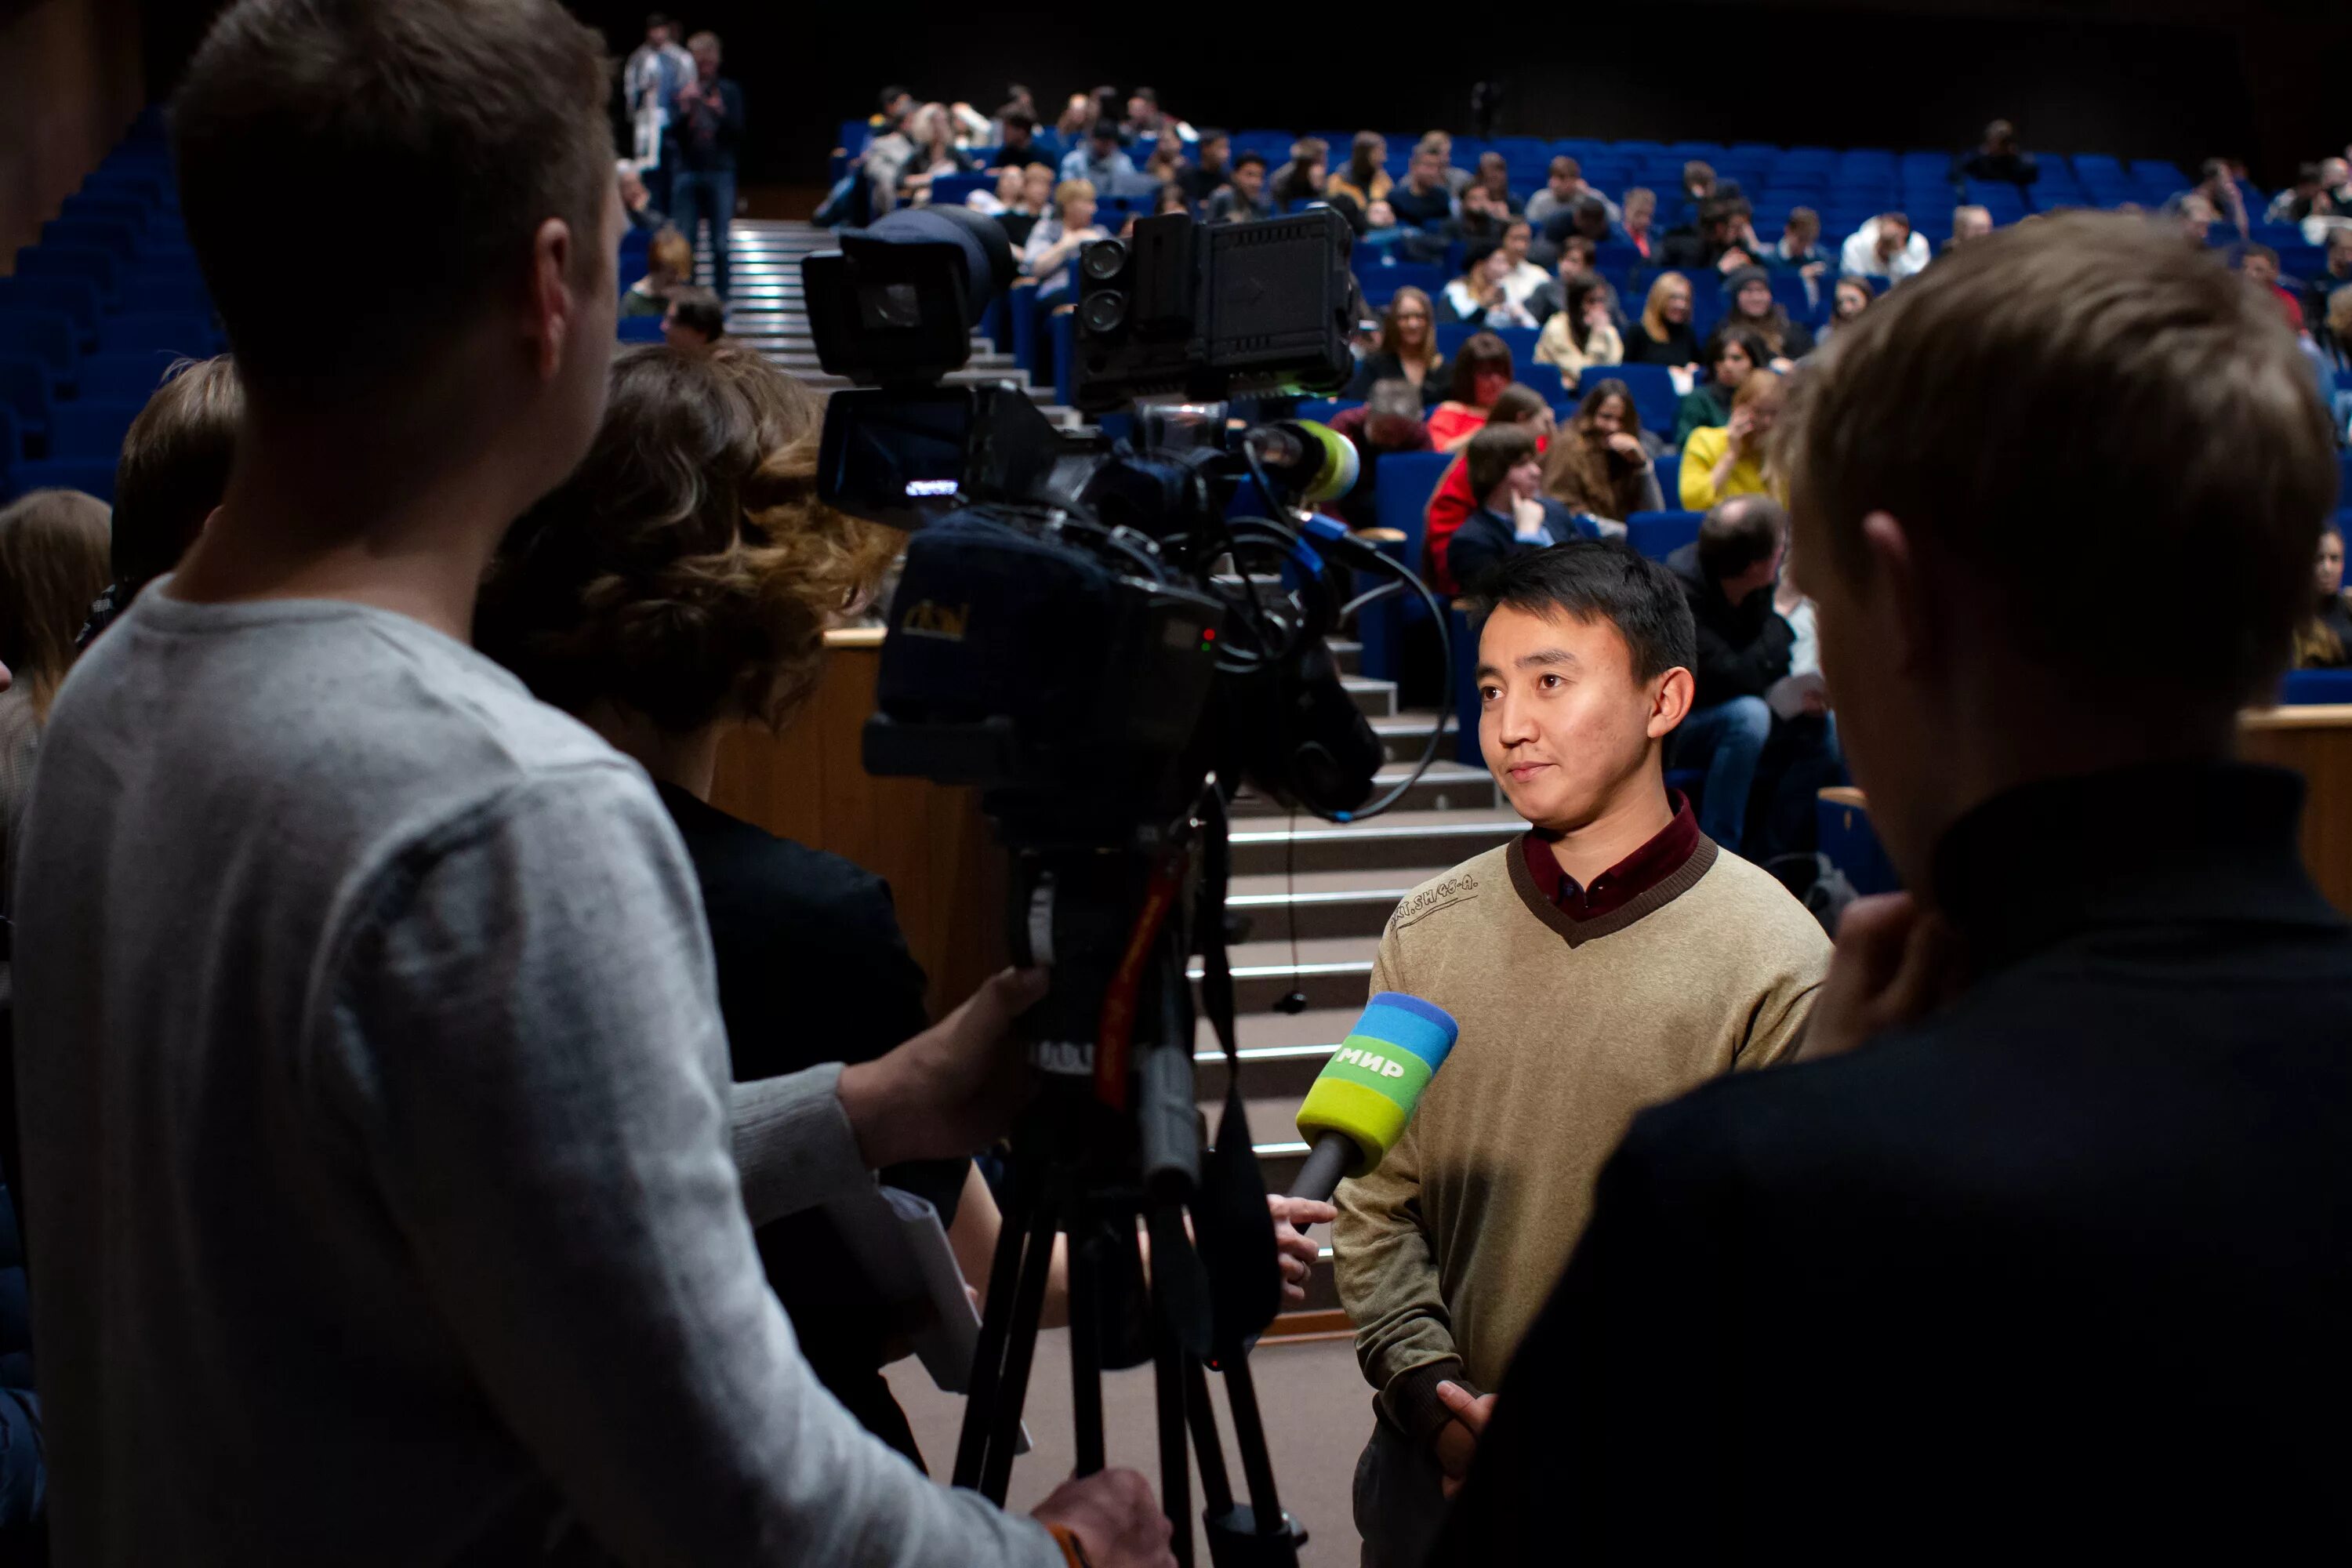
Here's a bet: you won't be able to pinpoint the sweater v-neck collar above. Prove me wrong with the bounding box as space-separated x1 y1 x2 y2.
1507 818 1719 949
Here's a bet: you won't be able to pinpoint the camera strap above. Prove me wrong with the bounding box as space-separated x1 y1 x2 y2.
1196 790 1283 1347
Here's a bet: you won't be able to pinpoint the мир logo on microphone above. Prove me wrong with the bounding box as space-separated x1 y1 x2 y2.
1333 1046 1408 1079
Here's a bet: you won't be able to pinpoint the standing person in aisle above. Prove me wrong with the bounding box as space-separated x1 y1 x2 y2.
666 30 745 302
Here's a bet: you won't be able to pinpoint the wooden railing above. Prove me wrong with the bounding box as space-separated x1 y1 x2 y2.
709 629 1007 1018
2238 703 2352 911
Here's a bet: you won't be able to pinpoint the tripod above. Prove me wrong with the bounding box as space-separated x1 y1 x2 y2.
951 829 1305 1568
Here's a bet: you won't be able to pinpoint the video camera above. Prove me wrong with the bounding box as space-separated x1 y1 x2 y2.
803 202 1448 1566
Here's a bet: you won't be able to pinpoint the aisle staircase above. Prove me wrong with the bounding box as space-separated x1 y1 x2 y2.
724 220 1526 1319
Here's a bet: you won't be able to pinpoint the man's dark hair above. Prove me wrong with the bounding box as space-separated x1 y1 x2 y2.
879 84 909 111
1131 85 1157 106
1199 128 1230 149
1232 150 1266 172
1002 111 1035 136
2243 242 2280 267
1474 540 1698 682
669 286 725 342
1697 495 1785 583
172 0 611 403
644 11 670 31
1704 322 1770 372
1782 210 2338 717
2298 162 2325 188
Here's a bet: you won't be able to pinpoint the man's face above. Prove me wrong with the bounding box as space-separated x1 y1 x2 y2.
1410 152 1440 191
1878 216 1908 252
2318 531 2344 598
691 41 718 79
1004 122 1032 148
1203 136 1229 169
1091 130 1119 160
1022 167 1052 206
2325 158 2350 190
1551 171 1575 199
1954 208 1992 241
1717 537 1785 606
618 167 646 208
1234 162 1263 199
1127 96 1151 123
2245 252 2279 290
1626 194 1653 228
1504 223 1531 263
647 22 670 46
2331 233 2352 276
1478 604 1675 833
1463 185 1493 217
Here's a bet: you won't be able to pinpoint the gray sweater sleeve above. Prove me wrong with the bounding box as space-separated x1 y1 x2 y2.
730 1065 870 1227
321 764 1060 1567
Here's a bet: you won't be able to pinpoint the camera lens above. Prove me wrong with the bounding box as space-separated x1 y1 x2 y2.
1080 290 1128 334
1081 239 1129 281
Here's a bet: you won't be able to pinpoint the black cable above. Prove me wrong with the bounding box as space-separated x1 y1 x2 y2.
1329 543 1454 823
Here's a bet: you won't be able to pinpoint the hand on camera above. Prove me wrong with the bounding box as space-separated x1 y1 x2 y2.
1433 1381 1495 1500
1033 1468 1177 1568
1267 1195 1335 1306
837 967 1049 1171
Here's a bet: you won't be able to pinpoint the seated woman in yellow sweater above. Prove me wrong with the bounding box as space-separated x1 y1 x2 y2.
1679 368 1784 509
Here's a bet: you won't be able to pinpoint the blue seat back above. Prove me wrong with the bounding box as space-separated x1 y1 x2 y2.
0 312 75 377
13 245 120 307
1374 449 1454 572
1652 451 1681 504
617 315 665 343
1625 509 1703 561
50 400 143 460
1584 362 1679 436
98 313 213 357
41 217 142 261
2280 668 2352 706
4 456 117 505
0 357 54 433
74 350 182 403
0 277 103 338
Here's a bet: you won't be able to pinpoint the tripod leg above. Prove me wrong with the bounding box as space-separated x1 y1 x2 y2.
953 1158 1037 1492
979 1181 1063 1505
1068 1221 1105 1477
1183 1356 1235 1522
1221 1353 1286 1535
1149 1207 1194 1568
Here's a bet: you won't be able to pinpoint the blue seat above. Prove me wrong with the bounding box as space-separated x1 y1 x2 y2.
0 405 19 478
1374 449 1452 563
0 357 54 445
49 400 143 460
928 172 990 207
2281 669 2352 706
59 194 155 233
0 277 103 348
0 312 76 379
41 217 143 262
4 456 116 505
1625 510 1703 561
1050 306 1076 408
1652 451 1680 504
75 350 181 403
1582 363 1679 437
1817 791 1901 895
13 245 121 308
118 270 213 316
616 315 665 343
1448 603 1483 764
97 312 213 356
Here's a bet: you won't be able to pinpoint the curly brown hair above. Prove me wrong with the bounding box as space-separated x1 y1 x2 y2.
477 345 898 734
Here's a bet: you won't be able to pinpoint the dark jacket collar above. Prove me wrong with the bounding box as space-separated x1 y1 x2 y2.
1930 761 2343 974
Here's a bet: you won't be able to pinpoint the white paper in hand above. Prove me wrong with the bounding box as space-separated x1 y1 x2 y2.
1765 670 1827 720
822 1182 983 1393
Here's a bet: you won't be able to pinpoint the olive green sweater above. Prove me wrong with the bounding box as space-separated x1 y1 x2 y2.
1334 836 1829 1443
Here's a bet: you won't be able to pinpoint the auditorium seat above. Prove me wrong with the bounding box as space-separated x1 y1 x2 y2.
2281 669 2352 705
0 277 104 350
0 313 76 381
97 313 214 357
1583 363 1679 437
49 400 141 460
74 350 180 404
617 315 664 343
13 245 121 309
1652 450 1680 504
4 456 115 505
0 358 53 448
1626 510 1703 561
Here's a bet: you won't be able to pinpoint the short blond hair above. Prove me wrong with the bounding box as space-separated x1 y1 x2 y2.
1054 177 1095 216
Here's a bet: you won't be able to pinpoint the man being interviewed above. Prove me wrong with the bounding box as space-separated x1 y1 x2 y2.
1334 543 1828 1567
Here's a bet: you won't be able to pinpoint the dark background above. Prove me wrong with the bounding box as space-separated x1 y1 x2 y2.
118 0 2352 193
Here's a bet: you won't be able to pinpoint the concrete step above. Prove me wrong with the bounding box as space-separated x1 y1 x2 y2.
1370 710 1460 767
1186 935 1374 1014
1341 676 1396 720
1229 806 1523 878
1229 760 1496 821
1330 638 1362 676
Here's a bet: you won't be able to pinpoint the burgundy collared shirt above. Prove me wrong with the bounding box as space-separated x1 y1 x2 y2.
1520 790 1701 922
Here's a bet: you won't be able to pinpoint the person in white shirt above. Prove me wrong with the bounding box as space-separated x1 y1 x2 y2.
1496 219 1552 309
1840 212 1931 286
622 13 695 184
1441 239 1540 329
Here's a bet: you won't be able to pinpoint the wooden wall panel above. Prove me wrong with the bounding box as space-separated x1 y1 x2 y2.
0 0 144 273
711 630 1007 1019
2238 704 2352 913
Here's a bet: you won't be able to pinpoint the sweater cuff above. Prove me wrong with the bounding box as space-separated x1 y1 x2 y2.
728 1064 868 1227
1380 1358 1483 1450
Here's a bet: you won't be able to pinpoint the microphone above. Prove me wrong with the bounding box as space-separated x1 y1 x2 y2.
1247 420 1361 506
1290 992 1460 1201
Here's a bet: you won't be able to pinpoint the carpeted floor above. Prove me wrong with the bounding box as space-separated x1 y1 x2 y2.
885 1330 1374 1567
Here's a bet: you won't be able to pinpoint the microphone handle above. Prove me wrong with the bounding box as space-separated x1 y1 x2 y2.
1290 1131 1356 1204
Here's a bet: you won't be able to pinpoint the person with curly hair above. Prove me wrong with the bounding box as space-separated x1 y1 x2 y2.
476 347 1332 1461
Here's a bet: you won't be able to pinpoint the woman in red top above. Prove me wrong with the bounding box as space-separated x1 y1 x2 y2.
1426 333 1516 452
1423 382 1554 596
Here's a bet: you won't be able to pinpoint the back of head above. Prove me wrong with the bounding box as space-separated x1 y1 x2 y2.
1486 383 1549 427
477 347 897 734
172 0 611 408
1697 495 1785 582
1366 377 1423 422
112 355 242 590
0 489 113 717
668 286 725 343
1781 209 2336 717
1474 539 1697 683
1449 332 1513 402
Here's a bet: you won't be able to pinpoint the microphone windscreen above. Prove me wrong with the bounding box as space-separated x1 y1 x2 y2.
1295 992 1459 1181
1294 419 1360 504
